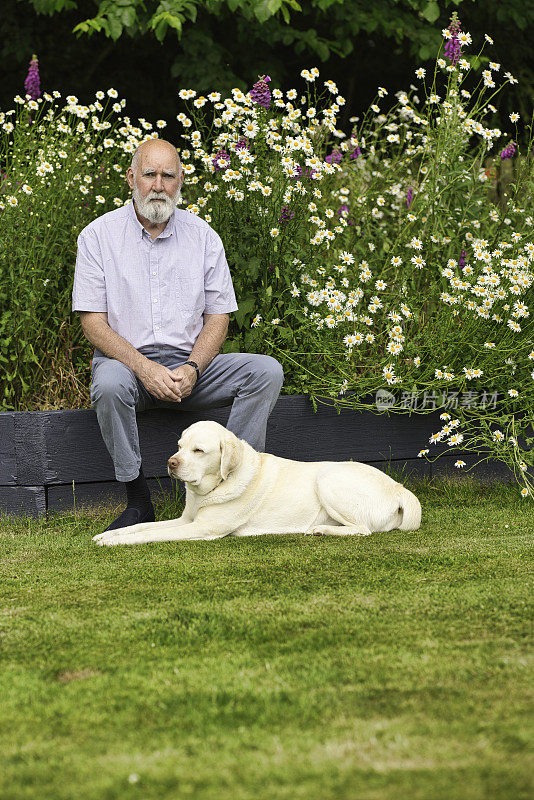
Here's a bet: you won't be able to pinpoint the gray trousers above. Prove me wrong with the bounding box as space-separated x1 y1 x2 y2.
90 346 284 482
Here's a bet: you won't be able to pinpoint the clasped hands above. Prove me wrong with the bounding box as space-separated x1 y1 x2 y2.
138 359 197 402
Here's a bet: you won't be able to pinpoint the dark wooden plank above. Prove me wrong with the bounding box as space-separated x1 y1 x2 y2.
0 486 46 519
42 400 436 484
366 458 431 480
14 412 46 485
431 453 516 483
2 399 529 494
0 399 527 523
0 414 17 485
266 397 444 462
47 476 182 513
41 410 109 484
0 412 48 486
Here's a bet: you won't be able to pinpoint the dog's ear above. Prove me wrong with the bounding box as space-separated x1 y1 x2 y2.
220 432 243 480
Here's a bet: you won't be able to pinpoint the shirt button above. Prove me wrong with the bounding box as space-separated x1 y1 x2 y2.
152 272 156 276
153 298 158 303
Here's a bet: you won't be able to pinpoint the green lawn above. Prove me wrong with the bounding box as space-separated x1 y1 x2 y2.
1 479 532 800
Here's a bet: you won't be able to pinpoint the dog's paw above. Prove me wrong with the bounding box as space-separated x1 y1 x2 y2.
92 530 138 546
92 531 119 546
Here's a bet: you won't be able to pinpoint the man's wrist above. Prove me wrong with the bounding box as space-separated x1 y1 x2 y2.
183 360 200 381
132 353 151 378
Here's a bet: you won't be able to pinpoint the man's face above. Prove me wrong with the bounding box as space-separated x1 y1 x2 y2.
127 145 183 224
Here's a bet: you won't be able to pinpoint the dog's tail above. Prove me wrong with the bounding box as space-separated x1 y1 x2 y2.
398 487 422 531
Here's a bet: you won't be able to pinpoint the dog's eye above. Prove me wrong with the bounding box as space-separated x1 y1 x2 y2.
193 448 204 454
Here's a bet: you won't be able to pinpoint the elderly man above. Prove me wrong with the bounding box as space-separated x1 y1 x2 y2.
72 138 283 532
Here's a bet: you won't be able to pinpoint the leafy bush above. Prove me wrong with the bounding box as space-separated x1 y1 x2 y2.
0 87 164 406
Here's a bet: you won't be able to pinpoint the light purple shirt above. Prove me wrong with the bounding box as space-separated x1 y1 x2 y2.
72 201 238 351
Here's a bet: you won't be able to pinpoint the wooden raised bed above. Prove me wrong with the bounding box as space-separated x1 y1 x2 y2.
0 396 514 519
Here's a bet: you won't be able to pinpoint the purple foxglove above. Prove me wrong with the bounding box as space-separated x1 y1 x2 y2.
292 164 316 181
500 141 516 160
444 13 462 66
24 54 41 100
250 75 271 109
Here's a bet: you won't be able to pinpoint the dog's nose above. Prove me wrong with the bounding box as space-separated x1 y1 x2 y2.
168 456 180 469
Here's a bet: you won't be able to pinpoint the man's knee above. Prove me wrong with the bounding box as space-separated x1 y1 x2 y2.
91 361 137 408
251 355 284 391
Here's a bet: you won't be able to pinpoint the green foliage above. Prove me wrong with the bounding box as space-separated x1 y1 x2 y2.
0 90 136 408
4 0 532 135
151 2 199 41
31 0 78 12
72 0 202 41
422 2 439 22
27 0 469 62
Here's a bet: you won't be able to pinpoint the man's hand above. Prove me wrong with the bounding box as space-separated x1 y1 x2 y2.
137 360 184 402
170 364 198 400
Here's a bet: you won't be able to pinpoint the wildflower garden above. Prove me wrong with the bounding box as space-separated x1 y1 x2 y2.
3 17 533 495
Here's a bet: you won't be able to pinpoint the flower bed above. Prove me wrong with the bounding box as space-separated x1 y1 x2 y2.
0 15 532 495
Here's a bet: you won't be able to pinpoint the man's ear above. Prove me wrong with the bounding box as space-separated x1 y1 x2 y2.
126 167 134 191
220 433 243 480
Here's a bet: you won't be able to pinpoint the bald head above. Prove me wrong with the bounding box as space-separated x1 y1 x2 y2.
131 138 181 174
127 138 184 225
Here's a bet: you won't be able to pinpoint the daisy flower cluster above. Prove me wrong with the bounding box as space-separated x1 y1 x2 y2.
176 76 345 233
0 88 166 216
173 73 350 342
189 18 531 495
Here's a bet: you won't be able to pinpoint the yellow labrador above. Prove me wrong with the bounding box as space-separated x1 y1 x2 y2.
92 420 421 546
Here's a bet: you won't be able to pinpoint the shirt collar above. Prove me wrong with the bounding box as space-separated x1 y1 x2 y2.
127 199 176 241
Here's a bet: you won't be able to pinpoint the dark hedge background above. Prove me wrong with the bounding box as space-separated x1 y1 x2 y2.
2 0 532 143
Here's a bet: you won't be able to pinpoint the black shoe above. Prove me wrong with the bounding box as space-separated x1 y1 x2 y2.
104 502 155 532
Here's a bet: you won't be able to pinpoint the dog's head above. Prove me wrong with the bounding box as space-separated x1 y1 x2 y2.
167 421 244 494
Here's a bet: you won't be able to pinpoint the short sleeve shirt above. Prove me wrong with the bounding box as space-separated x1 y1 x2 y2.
72 201 238 352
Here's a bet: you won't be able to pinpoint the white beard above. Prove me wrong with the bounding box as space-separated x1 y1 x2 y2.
132 184 181 223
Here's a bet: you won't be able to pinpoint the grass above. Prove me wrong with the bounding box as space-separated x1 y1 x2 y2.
1 477 532 800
